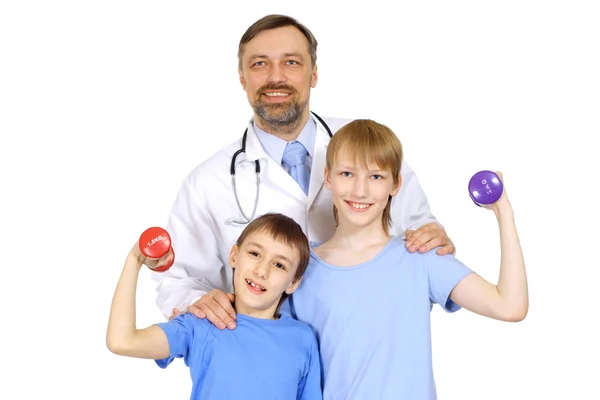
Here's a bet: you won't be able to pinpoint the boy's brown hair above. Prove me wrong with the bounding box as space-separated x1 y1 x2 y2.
234 213 310 314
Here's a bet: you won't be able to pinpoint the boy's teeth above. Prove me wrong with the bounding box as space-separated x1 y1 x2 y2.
246 279 266 291
351 202 369 209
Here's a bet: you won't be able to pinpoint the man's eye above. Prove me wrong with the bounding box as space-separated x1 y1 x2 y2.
287 60 298 65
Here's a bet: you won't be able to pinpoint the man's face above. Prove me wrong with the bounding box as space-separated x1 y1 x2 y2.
238 26 318 129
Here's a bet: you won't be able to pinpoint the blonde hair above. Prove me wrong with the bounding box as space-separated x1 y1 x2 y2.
326 119 403 234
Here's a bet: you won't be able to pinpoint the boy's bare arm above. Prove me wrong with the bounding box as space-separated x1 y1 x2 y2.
106 245 171 359
449 174 528 322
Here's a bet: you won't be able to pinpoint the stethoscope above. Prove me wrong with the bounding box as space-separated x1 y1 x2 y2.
228 111 333 225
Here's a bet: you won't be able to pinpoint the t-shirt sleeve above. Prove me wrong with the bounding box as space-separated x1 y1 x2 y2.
424 249 473 312
298 331 323 400
153 312 206 369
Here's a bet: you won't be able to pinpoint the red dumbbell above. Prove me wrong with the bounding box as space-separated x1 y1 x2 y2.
138 227 175 272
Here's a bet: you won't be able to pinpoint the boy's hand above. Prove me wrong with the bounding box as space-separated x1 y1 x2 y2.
129 243 174 271
405 223 455 255
481 171 511 212
182 289 237 330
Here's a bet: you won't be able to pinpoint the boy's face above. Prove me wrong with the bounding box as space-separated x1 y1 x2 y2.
325 153 401 230
229 230 302 319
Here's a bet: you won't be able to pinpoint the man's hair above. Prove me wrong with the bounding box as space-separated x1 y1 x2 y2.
234 212 310 313
237 14 318 69
326 119 403 235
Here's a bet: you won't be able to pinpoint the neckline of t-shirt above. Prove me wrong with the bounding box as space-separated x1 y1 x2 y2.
309 236 399 271
235 312 290 325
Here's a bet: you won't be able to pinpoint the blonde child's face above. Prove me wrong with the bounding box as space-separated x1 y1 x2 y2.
228 231 302 319
325 153 401 231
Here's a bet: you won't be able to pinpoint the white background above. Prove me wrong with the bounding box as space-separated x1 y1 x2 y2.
1 1 599 399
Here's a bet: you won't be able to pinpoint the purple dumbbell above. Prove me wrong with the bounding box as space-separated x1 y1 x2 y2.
468 170 503 206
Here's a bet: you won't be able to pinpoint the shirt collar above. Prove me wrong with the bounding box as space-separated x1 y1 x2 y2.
253 116 317 164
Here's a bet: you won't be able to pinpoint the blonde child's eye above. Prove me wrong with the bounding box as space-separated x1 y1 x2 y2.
341 171 351 177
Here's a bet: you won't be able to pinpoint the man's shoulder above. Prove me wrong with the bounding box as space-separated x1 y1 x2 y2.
192 139 240 172
317 115 354 134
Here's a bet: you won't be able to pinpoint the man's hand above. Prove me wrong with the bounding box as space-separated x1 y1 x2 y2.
168 308 184 321
170 289 237 330
405 222 455 255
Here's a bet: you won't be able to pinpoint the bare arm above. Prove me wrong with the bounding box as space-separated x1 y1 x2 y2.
106 246 172 359
153 178 237 330
450 174 528 322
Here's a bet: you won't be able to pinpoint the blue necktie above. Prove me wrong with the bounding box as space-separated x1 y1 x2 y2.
282 141 310 195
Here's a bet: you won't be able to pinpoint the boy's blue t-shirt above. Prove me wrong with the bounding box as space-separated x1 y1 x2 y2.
155 313 322 400
282 236 473 400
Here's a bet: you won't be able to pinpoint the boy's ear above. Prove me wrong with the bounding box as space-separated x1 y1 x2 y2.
285 277 303 295
228 245 240 268
324 167 332 189
391 174 403 197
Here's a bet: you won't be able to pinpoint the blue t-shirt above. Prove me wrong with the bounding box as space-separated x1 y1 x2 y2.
155 313 322 400
282 236 473 400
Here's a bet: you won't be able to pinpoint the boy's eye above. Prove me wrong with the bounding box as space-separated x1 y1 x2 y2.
341 171 351 177
249 251 259 257
274 262 286 270
372 174 382 180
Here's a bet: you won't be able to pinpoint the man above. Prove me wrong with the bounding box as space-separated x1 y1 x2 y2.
151 14 455 330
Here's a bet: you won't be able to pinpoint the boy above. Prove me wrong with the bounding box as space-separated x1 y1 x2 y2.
106 213 322 400
284 119 528 399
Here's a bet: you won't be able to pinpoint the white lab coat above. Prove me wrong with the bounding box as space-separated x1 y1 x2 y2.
152 114 438 318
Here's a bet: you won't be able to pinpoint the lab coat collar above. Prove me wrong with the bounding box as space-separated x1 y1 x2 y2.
241 113 327 165
238 113 331 208
307 121 330 207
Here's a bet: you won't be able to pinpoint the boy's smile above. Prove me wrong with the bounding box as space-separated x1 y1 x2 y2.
244 278 267 294
229 231 303 319
325 155 401 230
345 201 374 212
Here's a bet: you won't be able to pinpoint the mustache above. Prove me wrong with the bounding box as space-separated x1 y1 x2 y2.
257 84 297 96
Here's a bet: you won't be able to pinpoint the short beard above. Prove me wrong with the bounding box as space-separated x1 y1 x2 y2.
254 99 307 134
253 84 308 135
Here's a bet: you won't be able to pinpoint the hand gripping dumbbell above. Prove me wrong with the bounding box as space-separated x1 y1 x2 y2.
138 227 175 272
468 170 503 206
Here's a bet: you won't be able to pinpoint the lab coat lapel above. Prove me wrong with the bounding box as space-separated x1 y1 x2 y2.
244 122 268 162
307 124 330 208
